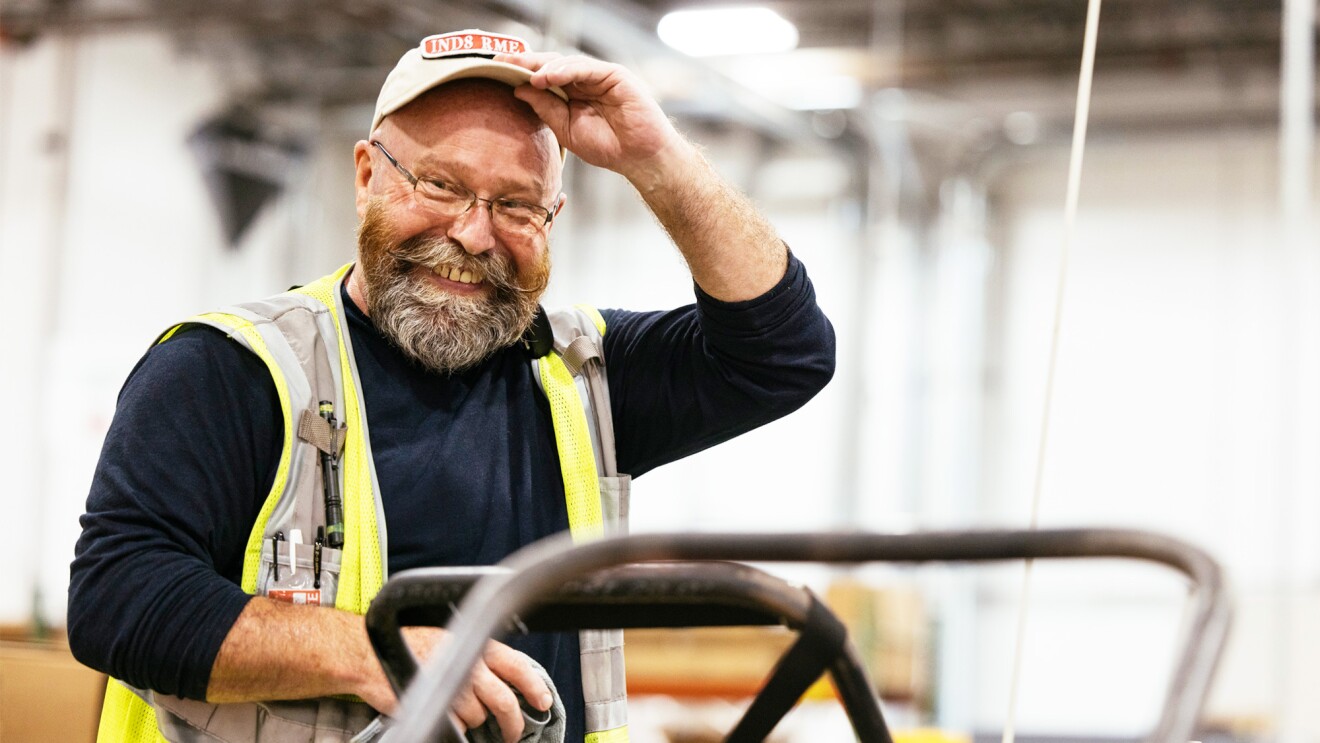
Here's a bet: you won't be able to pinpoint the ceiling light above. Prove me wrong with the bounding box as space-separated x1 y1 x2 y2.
657 7 799 57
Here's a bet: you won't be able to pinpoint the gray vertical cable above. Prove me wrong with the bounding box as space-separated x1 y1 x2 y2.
1276 0 1315 740
1003 0 1104 739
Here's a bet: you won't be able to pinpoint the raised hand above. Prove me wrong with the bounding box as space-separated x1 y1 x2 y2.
497 50 786 302
496 51 691 185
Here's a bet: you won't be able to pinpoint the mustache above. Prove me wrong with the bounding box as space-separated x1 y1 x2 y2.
385 231 547 295
386 249 544 295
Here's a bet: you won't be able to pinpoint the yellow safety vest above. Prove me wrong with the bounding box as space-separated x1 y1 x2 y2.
96 264 630 743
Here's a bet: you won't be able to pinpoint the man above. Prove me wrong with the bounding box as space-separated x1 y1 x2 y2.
69 30 835 743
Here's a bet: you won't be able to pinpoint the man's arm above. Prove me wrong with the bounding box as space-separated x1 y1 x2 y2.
69 330 278 700
631 144 788 302
69 329 547 742
499 52 788 301
209 598 551 734
601 255 836 477
499 52 835 476
205 598 385 706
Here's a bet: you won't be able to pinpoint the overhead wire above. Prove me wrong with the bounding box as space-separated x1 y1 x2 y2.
1000 0 1104 741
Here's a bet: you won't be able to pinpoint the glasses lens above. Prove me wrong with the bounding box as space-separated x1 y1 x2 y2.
491 201 548 236
415 180 471 215
415 181 549 238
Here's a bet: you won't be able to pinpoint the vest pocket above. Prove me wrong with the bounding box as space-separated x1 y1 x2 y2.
150 692 379 742
258 539 343 607
599 475 630 534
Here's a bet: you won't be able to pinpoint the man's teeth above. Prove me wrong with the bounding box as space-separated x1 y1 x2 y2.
433 265 484 284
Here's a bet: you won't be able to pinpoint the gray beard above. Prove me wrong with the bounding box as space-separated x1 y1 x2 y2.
371 271 534 373
360 229 544 374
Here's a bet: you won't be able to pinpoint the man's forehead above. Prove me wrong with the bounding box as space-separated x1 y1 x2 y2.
382 90 560 193
388 83 559 164
382 77 566 163
410 135 555 184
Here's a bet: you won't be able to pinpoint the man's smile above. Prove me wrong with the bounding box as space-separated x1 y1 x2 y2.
431 262 487 287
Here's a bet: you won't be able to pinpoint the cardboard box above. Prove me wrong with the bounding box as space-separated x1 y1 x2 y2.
1 639 106 743
622 581 929 704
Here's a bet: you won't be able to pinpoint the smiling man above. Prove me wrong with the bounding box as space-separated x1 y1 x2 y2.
352 80 559 374
69 30 835 743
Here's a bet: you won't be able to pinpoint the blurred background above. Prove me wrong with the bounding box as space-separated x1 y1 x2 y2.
0 0 1316 741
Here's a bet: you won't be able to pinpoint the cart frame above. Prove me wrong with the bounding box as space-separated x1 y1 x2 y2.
367 528 1230 743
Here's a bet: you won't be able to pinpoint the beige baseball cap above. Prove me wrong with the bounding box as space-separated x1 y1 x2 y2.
370 29 568 134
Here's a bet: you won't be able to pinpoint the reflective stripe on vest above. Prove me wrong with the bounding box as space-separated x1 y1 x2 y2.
540 352 605 542
290 266 387 612
539 305 630 741
586 727 632 743
97 265 628 742
97 683 164 743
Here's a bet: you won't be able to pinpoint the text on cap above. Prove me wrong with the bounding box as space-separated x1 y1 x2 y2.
420 30 530 58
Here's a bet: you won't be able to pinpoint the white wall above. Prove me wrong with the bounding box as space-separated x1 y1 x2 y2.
980 131 1320 737
0 31 356 624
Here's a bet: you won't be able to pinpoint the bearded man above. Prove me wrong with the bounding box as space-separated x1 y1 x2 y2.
69 30 835 743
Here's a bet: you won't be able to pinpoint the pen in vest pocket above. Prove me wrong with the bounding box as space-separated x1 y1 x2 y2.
319 401 346 549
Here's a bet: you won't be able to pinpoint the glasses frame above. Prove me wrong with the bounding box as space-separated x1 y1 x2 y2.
369 140 561 235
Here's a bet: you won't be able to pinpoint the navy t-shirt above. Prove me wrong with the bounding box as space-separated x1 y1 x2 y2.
69 255 835 740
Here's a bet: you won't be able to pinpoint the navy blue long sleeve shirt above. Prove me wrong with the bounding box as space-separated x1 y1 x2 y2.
68 254 835 739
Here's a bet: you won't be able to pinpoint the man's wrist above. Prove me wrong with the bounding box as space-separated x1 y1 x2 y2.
624 134 704 196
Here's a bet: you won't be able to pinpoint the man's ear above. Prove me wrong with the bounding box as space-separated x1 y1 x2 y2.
353 140 373 220
547 193 566 232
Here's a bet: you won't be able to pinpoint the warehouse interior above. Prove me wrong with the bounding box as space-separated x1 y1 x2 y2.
0 0 1317 740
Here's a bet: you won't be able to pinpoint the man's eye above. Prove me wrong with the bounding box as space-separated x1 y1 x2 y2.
496 199 537 215
429 181 468 199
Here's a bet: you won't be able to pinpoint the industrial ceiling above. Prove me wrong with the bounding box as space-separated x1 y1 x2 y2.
0 0 1307 148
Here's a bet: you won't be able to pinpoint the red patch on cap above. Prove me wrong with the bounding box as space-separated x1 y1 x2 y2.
419 30 530 59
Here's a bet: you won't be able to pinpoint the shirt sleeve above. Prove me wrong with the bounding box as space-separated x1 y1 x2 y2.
601 251 836 477
67 326 282 700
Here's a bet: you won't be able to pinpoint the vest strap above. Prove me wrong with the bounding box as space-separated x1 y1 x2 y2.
561 334 602 375
297 408 347 456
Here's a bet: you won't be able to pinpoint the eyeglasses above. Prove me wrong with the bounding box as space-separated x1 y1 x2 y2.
370 140 561 239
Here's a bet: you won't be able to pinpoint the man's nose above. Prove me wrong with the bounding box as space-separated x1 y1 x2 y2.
447 200 498 255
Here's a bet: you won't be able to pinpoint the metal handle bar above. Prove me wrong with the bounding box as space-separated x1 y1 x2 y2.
367 562 821 692
367 561 890 741
387 528 1230 743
